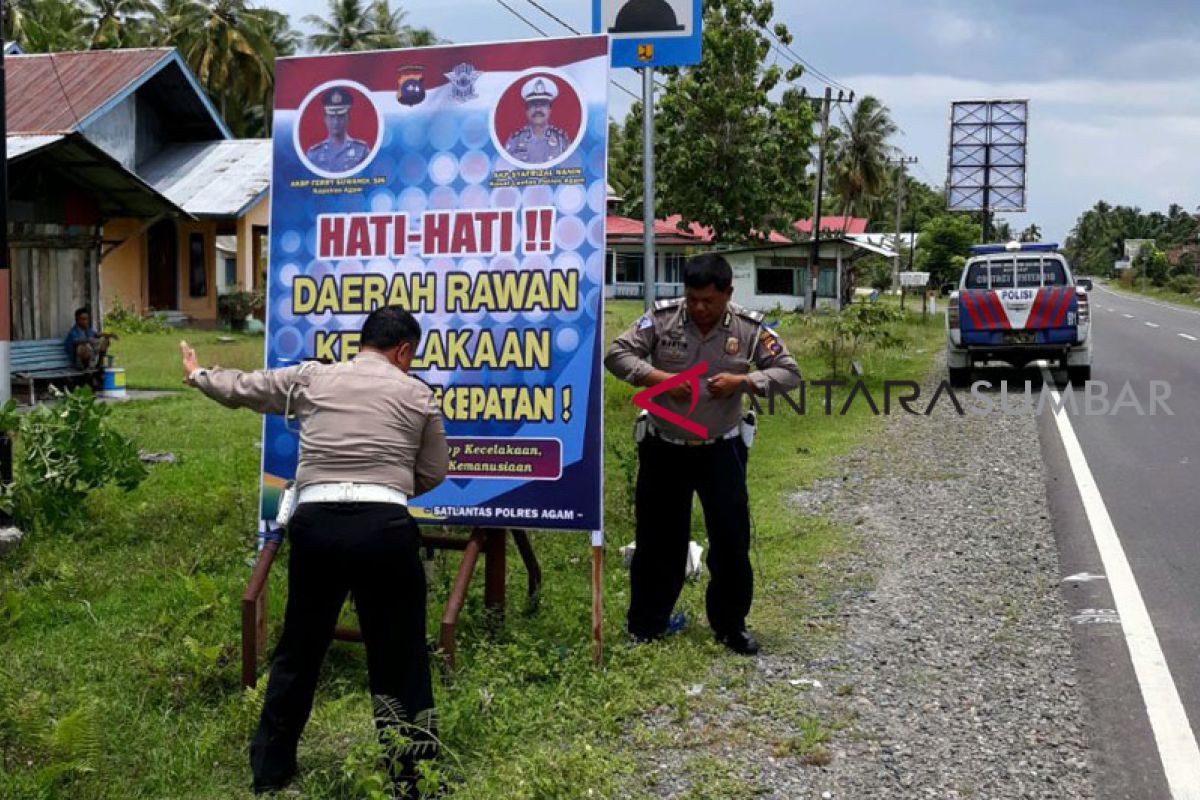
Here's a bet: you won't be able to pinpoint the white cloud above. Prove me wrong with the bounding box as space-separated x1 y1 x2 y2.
844 73 1200 239
926 10 995 48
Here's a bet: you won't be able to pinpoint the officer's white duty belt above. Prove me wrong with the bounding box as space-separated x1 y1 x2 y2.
649 424 740 447
297 483 409 506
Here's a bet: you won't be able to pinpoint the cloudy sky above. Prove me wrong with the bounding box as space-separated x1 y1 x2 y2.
265 0 1200 239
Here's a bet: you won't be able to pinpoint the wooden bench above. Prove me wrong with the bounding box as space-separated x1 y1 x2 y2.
10 338 95 405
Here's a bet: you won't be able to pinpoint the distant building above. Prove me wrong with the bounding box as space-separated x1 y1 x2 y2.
602 215 892 311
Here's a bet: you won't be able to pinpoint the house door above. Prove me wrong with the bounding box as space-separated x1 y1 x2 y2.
147 220 178 310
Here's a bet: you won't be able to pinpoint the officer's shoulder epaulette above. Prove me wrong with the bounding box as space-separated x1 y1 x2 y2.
732 304 764 324
653 297 684 313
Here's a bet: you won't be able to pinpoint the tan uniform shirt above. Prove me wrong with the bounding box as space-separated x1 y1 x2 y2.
191 351 449 497
605 299 802 441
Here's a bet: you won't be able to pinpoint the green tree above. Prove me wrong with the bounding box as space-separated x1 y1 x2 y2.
651 0 813 242
163 0 276 135
83 0 160 48
869 173 946 234
304 0 376 51
1133 245 1170 287
1019 223 1042 242
916 214 981 286
4 0 89 51
828 95 897 231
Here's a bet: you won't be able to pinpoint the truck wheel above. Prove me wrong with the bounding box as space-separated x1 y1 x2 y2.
949 367 972 388
1068 365 1091 387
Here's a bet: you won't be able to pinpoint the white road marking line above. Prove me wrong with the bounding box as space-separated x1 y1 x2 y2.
1107 307 1116 312
1044 369 1200 799
1095 283 1200 317
1123 313 1136 319
1146 322 1160 328
1180 334 1198 342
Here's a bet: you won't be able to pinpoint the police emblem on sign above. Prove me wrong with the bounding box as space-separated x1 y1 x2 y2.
396 65 426 106
446 63 480 102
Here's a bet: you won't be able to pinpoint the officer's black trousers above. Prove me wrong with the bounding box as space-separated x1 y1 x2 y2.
250 502 435 791
627 434 753 639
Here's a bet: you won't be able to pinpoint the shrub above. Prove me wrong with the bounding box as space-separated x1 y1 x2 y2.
1167 274 1199 296
813 301 902 377
218 290 265 330
102 300 170 335
0 389 147 533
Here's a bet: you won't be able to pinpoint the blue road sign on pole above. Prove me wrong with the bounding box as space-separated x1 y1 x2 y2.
593 0 703 68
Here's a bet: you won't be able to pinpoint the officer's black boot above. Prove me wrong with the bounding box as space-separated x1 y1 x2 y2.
716 629 760 656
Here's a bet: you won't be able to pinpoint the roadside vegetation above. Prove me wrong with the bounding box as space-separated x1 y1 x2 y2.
0 300 942 799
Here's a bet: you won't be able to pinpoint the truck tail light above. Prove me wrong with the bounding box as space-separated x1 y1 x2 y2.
948 295 961 329
1076 289 1089 324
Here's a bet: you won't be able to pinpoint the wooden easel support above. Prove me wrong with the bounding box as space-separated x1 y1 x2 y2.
240 527 542 687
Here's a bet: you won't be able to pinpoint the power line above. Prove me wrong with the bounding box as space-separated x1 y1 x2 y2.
523 0 581 35
760 24 853 94
519 0 668 95
495 0 550 36
492 0 640 101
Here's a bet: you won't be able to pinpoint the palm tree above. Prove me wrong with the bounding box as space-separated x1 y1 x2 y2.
162 0 274 128
304 0 377 52
828 95 898 234
84 0 160 48
305 0 438 52
11 0 89 51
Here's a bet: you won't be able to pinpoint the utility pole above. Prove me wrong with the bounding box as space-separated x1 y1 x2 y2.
641 67 655 311
889 156 918 291
0 2 12 516
807 87 830 313
805 88 854 312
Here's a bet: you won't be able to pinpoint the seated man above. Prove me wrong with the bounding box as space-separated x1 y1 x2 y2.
64 307 114 379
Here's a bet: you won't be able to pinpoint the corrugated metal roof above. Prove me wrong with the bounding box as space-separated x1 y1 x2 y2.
7 132 185 218
6 134 65 160
794 217 869 235
6 48 173 134
141 139 272 217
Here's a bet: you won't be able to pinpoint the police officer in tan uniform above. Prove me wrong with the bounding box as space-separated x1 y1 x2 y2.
605 253 801 654
180 306 448 797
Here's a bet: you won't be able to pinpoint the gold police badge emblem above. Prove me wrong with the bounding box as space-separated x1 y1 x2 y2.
725 336 739 355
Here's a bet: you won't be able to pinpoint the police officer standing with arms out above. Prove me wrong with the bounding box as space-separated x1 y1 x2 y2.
306 87 371 173
605 254 801 655
180 306 448 797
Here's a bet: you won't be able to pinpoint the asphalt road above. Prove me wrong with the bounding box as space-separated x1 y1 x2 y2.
1039 282 1200 799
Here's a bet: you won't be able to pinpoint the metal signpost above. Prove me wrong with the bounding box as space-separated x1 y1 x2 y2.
899 270 930 315
946 99 1029 241
595 0 702 309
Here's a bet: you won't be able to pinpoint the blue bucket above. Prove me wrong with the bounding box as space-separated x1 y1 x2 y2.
102 367 127 399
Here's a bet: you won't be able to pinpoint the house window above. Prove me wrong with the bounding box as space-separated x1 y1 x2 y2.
189 233 207 297
614 252 644 284
662 252 685 283
224 256 237 288
754 256 807 295
817 268 837 297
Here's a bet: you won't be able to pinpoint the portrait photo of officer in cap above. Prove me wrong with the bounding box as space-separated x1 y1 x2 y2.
503 76 572 166
304 86 372 174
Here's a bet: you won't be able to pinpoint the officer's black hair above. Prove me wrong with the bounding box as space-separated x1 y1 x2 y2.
74 307 90 320
361 306 422 349
682 253 733 292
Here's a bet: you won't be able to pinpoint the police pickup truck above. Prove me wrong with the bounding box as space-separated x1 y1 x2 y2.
946 242 1092 387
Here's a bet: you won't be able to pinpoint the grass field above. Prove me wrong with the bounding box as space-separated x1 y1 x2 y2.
0 301 943 799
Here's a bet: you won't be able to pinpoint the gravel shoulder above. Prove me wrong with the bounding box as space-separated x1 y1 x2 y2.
625 357 1096 800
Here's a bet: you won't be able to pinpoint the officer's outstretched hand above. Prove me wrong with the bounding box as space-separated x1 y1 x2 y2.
180 340 200 382
706 372 748 398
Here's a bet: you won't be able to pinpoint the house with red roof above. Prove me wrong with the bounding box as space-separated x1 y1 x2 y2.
603 213 892 311
5 48 270 336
